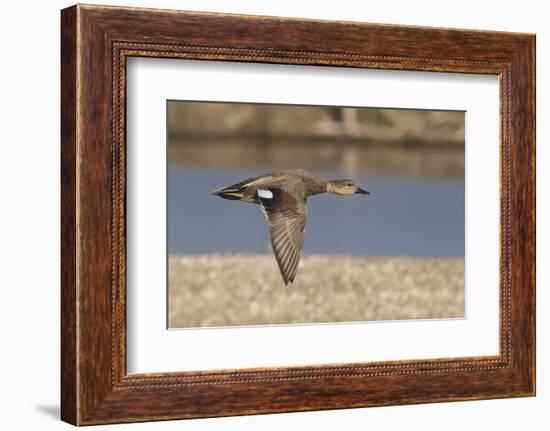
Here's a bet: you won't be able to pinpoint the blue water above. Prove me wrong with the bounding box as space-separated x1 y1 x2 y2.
168 167 464 257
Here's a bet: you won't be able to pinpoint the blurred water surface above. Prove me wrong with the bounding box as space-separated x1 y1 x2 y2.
168 166 464 257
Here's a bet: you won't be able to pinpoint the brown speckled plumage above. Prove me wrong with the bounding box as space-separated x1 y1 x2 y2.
213 169 369 285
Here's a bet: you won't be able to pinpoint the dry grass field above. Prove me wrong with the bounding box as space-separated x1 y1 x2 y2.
168 254 465 328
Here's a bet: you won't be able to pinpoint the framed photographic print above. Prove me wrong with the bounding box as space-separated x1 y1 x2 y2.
61 4 535 425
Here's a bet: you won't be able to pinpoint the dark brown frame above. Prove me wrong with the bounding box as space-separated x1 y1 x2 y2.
61 4 535 426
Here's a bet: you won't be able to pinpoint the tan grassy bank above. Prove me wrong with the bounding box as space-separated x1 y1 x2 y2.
168 254 464 328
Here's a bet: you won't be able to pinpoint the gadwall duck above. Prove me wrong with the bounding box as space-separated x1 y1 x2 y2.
212 169 369 285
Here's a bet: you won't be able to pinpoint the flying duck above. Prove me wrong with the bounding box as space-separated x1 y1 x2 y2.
212 168 369 285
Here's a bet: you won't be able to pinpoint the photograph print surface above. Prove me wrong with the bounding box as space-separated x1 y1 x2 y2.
167 101 465 328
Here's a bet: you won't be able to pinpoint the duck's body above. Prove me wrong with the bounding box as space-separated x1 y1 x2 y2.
214 169 328 203
212 169 369 285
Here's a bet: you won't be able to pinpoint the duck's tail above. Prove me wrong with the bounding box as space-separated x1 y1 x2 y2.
211 185 246 201
212 176 261 202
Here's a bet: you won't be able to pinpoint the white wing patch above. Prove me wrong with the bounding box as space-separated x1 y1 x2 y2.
257 189 273 199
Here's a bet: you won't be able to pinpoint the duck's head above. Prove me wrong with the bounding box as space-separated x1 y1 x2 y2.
327 179 369 196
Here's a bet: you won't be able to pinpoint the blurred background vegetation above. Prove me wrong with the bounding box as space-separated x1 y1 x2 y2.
167 102 464 176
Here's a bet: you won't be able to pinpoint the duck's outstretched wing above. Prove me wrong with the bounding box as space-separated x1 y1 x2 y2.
257 188 307 285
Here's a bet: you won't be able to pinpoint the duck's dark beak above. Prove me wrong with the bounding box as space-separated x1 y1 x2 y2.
355 187 370 195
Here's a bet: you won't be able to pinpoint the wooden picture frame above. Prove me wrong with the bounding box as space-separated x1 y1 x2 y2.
61 4 535 425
